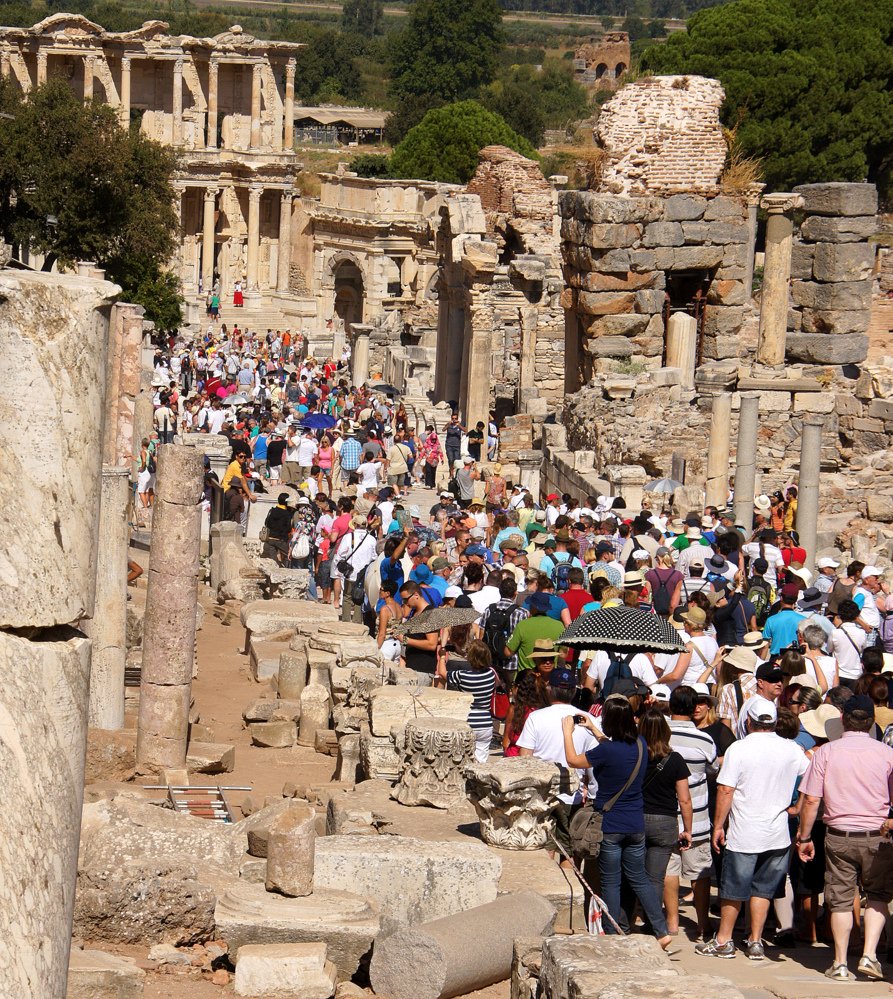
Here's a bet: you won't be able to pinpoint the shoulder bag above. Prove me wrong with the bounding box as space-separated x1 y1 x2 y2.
569 736 644 859
336 532 364 578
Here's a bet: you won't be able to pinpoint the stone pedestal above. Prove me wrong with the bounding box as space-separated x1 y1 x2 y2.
517 449 544 501
798 415 824 570
278 646 308 700
605 464 648 511
464 758 561 850
136 445 204 773
86 464 131 729
266 806 316 898
359 723 402 781
757 193 804 366
732 392 759 530
334 733 361 784
665 313 698 390
298 684 331 747
351 325 372 387
705 392 732 508
392 718 476 809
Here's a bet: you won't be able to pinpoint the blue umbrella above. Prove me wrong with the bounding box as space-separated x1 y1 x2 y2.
300 413 337 430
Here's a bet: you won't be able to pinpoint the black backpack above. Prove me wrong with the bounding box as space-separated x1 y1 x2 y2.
600 653 634 700
483 605 514 663
650 568 676 616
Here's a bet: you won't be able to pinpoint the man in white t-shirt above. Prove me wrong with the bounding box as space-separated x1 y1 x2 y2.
517 666 597 857
296 430 319 476
830 598 867 682
283 428 301 485
357 453 382 492
696 696 808 962
583 651 659 692
855 567 883 636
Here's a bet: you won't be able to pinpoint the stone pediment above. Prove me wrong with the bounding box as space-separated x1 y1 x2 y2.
212 25 257 47
117 20 171 40
30 12 105 37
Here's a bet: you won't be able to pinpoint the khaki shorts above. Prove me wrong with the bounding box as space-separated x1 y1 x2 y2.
825 831 893 912
666 839 713 882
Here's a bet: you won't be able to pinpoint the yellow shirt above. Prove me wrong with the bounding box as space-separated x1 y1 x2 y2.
221 459 242 492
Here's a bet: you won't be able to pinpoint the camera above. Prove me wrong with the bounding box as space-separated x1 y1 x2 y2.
573 715 589 724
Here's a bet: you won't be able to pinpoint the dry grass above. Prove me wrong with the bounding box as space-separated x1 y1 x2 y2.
547 142 608 190
720 124 764 193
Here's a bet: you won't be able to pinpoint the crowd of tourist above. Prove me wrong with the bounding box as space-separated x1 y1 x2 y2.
147 320 893 982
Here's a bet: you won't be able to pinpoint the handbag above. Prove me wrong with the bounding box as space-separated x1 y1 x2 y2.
336 532 365 577
259 526 270 542
490 669 509 720
569 736 644 859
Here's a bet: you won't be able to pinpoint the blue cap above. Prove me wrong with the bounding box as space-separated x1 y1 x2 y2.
843 694 875 716
414 564 432 583
528 591 551 613
466 544 488 557
550 666 576 688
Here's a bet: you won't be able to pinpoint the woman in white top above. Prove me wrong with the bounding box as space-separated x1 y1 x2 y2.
797 623 837 692
660 605 719 688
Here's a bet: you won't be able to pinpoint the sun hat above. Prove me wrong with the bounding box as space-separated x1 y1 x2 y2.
349 514 367 529
492 463 502 474
700 515 714 529
414 564 433 584
296 497 311 507
534 510 547 523
798 586 825 611
444 585 463 599
690 681 718 705
632 549 650 561
788 673 821 692
682 606 707 628
745 695 777 724
723 646 758 672
754 495 772 512
532 533 553 547
669 519 685 534
800 703 842 740
502 534 527 552
554 528 573 543
817 557 841 569
529 639 561 660
623 571 645 588
789 566 814 586
743 631 767 649
468 498 485 509
430 557 449 572
649 683 671 703
686 526 703 540
707 553 727 571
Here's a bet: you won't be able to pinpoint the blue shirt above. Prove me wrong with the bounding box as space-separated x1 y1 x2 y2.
585 736 648 835
380 556 404 591
340 437 362 471
762 608 806 654
427 575 449 598
253 434 268 460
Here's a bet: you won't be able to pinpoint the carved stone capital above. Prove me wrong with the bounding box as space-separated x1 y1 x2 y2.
760 192 804 215
392 718 475 809
465 758 562 850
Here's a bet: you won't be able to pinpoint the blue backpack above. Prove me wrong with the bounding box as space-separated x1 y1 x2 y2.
600 654 634 700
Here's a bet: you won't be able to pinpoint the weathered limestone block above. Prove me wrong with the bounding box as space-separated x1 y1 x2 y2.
540 935 674 999
186 741 236 773
578 222 642 249
664 193 707 221
334 733 361 784
368 687 473 737
0 630 91 993
576 291 636 316
234 943 336 999
369 892 556 999
792 279 872 311
799 215 877 243
587 337 634 358
393 718 475 809
641 221 684 247
278 648 309 700
85 727 137 783
512 938 544 999
250 720 297 748
790 242 815 280
266 806 316 897
314 835 501 927
800 308 872 335
299 684 331 747
241 599 337 640
68 950 145 999
786 332 868 364
215 882 380 979
793 182 878 218
266 567 311 600
464 758 561 850
359 725 402 781
570 972 745 998
812 243 876 283
0 270 117 627
559 191 652 224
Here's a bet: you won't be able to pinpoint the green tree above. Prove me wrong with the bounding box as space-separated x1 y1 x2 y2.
642 0 893 198
389 100 536 184
341 0 385 35
0 78 182 329
389 0 504 107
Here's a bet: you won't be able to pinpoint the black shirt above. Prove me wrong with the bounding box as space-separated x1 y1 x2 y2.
702 720 736 821
642 751 690 817
267 439 286 467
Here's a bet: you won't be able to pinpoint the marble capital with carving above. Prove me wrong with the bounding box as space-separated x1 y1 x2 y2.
465 757 562 850
392 718 475 809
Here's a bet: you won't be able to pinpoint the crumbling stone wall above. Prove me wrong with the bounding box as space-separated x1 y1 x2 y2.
573 33 630 86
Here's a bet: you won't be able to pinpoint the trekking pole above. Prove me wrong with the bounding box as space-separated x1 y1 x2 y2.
548 831 626 936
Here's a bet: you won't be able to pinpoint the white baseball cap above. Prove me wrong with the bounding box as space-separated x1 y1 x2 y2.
444 585 463 599
817 557 840 569
861 566 882 578
649 684 671 703
745 695 777 724
689 681 717 705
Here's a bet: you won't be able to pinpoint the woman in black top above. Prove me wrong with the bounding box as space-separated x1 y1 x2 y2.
639 708 694 897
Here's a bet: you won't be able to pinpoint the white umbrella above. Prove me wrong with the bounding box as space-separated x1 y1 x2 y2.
643 477 683 494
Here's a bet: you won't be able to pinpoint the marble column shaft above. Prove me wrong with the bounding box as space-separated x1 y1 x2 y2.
277 191 293 292
207 58 218 147
202 187 217 291
83 54 94 101
250 62 262 148
798 415 824 571
665 312 698 390
284 59 295 149
119 56 131 127
351 327 371 387
756 193 804 366
732 392 760 530
136 444 204 773
705 392 732 509
171 57 183 146
246 185 262 292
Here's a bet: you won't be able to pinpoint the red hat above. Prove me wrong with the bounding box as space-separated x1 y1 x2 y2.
546 493 559 502
780 583 800 601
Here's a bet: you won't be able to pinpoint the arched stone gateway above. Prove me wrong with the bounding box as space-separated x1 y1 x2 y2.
333 257 365 331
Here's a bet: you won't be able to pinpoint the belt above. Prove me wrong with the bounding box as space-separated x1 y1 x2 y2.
826 827 883 838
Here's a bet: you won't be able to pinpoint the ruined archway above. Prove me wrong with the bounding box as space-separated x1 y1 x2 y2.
595 63 609 80
333 258 364 331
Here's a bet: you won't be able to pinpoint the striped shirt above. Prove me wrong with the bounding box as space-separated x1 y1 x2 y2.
446 665 496 731
668 719 718 843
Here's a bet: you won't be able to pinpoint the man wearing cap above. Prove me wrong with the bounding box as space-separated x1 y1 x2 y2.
588 540 623 588
814 556 841 595
733 662 785 739
516 665 597 859
762 583 806 655
427 557 452 598
506 591 565 673
854 566 884 638
544 493 562 528
697 696 808 961
797 695 893 981
430 491 456 522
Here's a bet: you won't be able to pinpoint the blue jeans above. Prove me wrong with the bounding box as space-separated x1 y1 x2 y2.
599 831 669 938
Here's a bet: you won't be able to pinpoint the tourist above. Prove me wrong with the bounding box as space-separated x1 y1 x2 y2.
399 580 439 674
503 669 549 756
421 426 443 489
505 591 565 674
334 513 377 624
814 555 841 595
479 576 529 684
446 639 497 762
762 583 806 654
696 696 808 961
261 492 294 565
645 548 684 618
829 598 867 689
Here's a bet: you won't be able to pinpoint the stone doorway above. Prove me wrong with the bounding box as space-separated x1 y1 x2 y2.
333 259 364 330
661 269 712 366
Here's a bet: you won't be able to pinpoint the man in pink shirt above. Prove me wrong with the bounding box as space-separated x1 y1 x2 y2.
797 694 893 982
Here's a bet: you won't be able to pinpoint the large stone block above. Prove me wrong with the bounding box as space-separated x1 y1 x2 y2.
0 271 119 627
634 290 665 313
576 291 636 316
576 270 660 292
800 215 877 243
800 308 872 335
266 806 316 898
868 495 893 523
669 246 724 269
67 950 145 999
786 332 868 364
664 194 707 221
794 182 878 217
313 835 501 928
812 242 876 283
241 599 337 639
793 392 835 413
869 399 893 421
706 279 747 306
587 337 634 358
560 191 652 224
703 195 747 220
702 305 746 337
234 942 336 999
642 221 684 247
790 242 815 280
368 687 472 738
580 222 642 249
585 313 650 337
214 882 379 979
791 279 872 311
540 935 673 999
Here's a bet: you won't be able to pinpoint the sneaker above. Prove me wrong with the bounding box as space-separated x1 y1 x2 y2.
824 963 854 981
745 939 765 961
857 956 883 980
695 936 736 959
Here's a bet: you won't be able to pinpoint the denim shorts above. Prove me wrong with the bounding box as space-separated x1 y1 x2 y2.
720 847 790 901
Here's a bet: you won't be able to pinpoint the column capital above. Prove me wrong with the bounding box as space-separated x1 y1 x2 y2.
800 414 826 429
252 61 263 77
203 186 219 201
280 189 294 203
760 192 804 215
248 183 263 200
121 55 131 69
286 58 296 77
36 50 47 66
173 56 184 73
84 53 95 65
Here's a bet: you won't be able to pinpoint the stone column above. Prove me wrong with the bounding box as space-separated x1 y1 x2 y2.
277 190 293 292
732 392 760 530
136 444 204 774
83 54 94 101
250 62 262 149
351 324 371 387
0 51 10 79
756 193 804 366
284 58 295 149
202 186 217 293
171 57 183 146
518 306 537 391
744 186 763 302
798 415 824 571
0 268 117 998
85 465 130 729
266 806 316 897
464 325 492 439
246 184 262 293
517 449 544 500
665 312 698 389
705 392 732 508
119 56 131 127
206 58 218 148
36 50 46 86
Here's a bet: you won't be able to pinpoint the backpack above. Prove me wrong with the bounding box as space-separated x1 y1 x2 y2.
746 576 772 627
147 450 157 473
483 604 514 663
825 580 855 616
420 585 444 608
544 554 573 594
879 612 893 654
600 654 634 700
650 568 676 616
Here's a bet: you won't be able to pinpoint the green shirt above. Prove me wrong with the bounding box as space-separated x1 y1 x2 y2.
507 615 566 672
